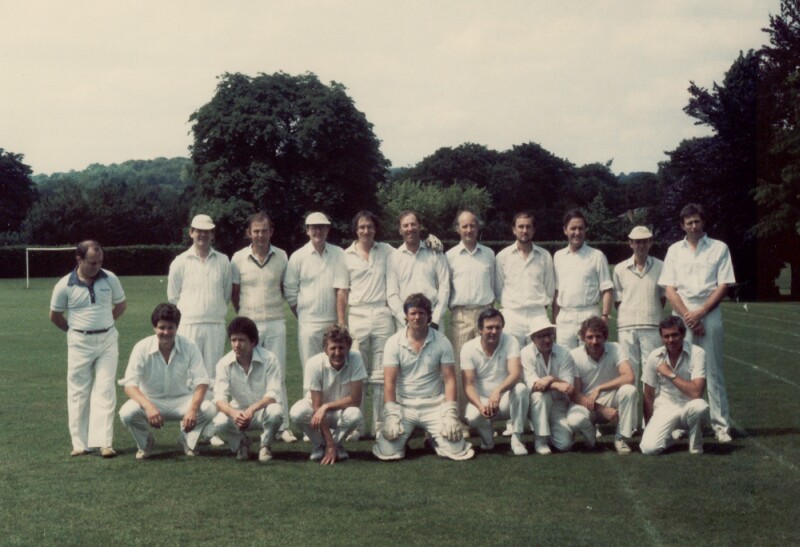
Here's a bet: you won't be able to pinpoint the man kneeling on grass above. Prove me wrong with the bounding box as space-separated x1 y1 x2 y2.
372 293 475 461
211 317 284 463
290 325 366 464
640 316 709 455
566 316 638 454
118 303 215 459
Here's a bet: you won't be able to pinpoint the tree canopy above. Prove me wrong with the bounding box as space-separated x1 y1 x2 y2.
0 148 37 237
189 71 389 252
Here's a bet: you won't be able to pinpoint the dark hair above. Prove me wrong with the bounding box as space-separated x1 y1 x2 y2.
352 210 380 236
227 316 259 345
659 315 687 336
323 324 353 350
562 209 586 229
76 240 102 259
579 316 608 340
151 303 181 327
679 203 705 223
477 308 504 330
512 211 536 228
398 210 419 226
402 293 432 321
247 211 272 231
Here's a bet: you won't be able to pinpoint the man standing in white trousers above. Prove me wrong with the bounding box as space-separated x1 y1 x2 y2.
284 212 349 377
230 211 296 443
446 210 496 433
461 308 528 455
640 316 710 455
659 203 736 443
612 225 665 388
50 240 127 457
567 316 638 454
342 210 396 439
167 213 231 394
552 210 614 350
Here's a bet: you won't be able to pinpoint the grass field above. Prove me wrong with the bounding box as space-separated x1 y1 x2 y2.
1 276 799 545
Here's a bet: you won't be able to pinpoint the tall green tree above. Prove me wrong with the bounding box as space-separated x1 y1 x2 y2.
0 148 37 234
753 0 800 297
189 72 389 253
657 50 762 298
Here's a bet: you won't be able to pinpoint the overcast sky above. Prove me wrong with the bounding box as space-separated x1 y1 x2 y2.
1 0 782 176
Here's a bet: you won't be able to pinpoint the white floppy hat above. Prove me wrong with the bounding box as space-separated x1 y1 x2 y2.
190 214 215 230
305 212 331 225
528 316 557 337
627 226 653 240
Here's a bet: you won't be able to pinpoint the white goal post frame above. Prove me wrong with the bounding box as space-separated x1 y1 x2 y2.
25 247 75 288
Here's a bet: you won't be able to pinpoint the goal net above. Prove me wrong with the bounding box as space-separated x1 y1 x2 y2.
25 247 74 288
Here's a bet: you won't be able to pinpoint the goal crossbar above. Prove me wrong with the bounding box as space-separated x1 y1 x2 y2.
25 247 74 288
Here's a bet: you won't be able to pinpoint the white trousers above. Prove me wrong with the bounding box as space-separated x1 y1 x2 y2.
465 383 529 445
297 320 333 376
119 396 216 451
178 322 226 396
289 399 363 448
529 391 574 451
566 384 638 440
66 328 119 450
448 306 491 417
254 319 289 430
618 327 661 387
372 398 475 461
679 304 731 435
211 403 283 451
349 304 394 435
502 307 547 350
640 398 709 455
556 307 597 350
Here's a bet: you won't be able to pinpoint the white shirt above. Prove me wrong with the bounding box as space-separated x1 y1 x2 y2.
495 243 555 310
50 269 126 331
643 341 706 406
446 242 496 308
120 334 208 399
384 327 454 401
460 333 520 397
284 242 348 322
230 244 288 322
613 255 665 330
344 241 394 306
303 350 368 403
554 244 613 309
167 247 231 324
570 342 627 395
520 342 575 401
386 244 450 325
213 346 283 408
658 235 736 302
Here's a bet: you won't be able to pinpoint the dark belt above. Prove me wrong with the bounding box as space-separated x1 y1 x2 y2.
72 327 112 335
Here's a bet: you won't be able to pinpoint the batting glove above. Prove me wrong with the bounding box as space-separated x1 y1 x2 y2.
440 401 463 442
382 402 404 441
424 234 443 252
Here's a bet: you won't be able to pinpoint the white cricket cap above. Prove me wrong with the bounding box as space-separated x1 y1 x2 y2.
305 212 331 225
528 316 557 337
627 226 653 240
190 214 215 230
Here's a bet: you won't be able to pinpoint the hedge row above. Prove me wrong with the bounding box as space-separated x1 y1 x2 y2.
2 241 670 279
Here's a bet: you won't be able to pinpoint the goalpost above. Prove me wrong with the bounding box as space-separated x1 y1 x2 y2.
25 247 74 288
